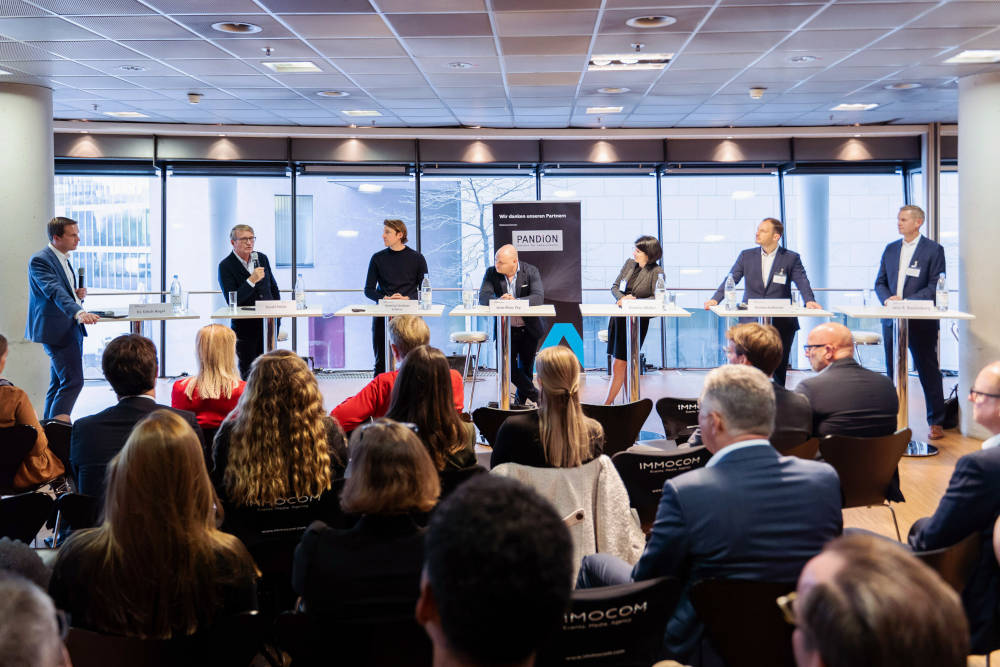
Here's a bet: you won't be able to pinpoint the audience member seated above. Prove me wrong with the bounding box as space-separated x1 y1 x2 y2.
50 411 258 638
170 324 245 438
0 537 50 590
793 534 967 667
331 316 463 433
0 333 65 489
687 323 811 447
70 334 203 498
213 350 348 547
908 360 1000 654
795 322 898 438
0 575 70 667
293 419 438 623
577 364 842 664
491 344 603 468
385 345 476 473
416 475 573 667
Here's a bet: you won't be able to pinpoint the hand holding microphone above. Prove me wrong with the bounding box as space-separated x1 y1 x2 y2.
76 267 87 301
249 251 266 284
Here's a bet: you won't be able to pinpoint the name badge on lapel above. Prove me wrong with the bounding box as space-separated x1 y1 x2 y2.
772 269 787 285
905 260 921 278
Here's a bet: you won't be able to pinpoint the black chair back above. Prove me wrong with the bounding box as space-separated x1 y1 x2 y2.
275 610 432 667
913 531 983 594
611 447 712 532
0 492 55 543
53 493 100 544
41 419 73 482
0 424 37 491
654 397 700 442
818 428 911 508
772 436 820 460
581 400 653 457
472 406 536 448
439 465 486 500
691 578 797 667
536 577 682 667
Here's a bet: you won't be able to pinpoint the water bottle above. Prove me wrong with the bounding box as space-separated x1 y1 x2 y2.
654 274 666 308
462 278 475 309
294 273 306 310
169 275 183 313
936 274 948 311
724 273 737 311
420 274 432 310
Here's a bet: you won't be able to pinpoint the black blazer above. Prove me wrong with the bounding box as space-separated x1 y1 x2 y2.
478 261 545 340
70 397 204 497
794 358 898 439
711 247 816 332
773 382 813 443
218 251 281 334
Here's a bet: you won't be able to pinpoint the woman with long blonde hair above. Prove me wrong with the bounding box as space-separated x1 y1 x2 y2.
171 324 244 435
49 411 258 638
491 345 603 468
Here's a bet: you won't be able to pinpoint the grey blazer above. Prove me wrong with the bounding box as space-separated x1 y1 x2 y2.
610 259 664 302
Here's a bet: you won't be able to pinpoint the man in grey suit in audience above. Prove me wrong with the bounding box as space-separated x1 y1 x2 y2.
576 365 842 664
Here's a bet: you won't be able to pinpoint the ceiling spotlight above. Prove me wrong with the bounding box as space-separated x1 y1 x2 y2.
261 46 274 56
749 86 766 99
625 15 677 29
884 82 921 90
586 106 623 114
588 52 672 71
261 61 322 73
447 61 476 69
591 57 612 67
831 103 879 111
944 50 1000 64
118 64 146 72
619 55 639 65
787 55 817 64
211 21 262 34
597 87 630 94
342 109 382 117
103 111 148 118
0 68 10 75
317 90 350 97
187 92 203 104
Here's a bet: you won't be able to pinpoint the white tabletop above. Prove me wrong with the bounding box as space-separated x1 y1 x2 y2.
709 305 833 318
93 311 200 323
450 305 556 317
579 303 692 318
211 306 325 320
334 304 446 317
835 306 975 321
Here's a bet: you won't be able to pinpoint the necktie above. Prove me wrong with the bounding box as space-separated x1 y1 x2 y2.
66 258 76 289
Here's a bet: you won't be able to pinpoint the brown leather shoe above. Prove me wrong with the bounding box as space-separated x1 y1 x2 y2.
929 424 945 440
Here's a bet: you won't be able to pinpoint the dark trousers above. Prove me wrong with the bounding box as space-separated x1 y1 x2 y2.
233 319 264 381
42 332 84 419
883 320 945 426
510 326 540 403
372 316 387 377
772 317 797 387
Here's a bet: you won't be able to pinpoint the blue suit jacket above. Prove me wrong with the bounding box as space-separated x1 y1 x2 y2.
25 246 86 346
875 235 945 302
712 247 816 329
909 446 1000 653
633 444 842 659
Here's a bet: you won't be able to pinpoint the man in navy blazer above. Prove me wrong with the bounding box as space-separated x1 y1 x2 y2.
576 365 842 663
478 244 545 405
874 205 947 439
25 217 100 421
705 218 821 386
218 224 281 379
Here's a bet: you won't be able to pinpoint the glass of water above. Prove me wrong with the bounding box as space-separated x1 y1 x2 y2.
463 287 475 309
228 291 237 313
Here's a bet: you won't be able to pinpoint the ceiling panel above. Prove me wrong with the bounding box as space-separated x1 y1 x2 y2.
499 35 591 55
171 14 294 39
71 15 196 39
806 2 936 30
0 17 102 40
280 13 392 38
700 4 822 32
118 39 229 59
332 57 420 74
310 37 409 57
266 0 374 11
216 38 318 58
876 27 994 48
780 29 889 50
146 0 264 12
404 36 497 56
908 2 1000 29
495 10 597 36
2 0 63 16
387 12 493 37
380 0 485 10
600 6 711 34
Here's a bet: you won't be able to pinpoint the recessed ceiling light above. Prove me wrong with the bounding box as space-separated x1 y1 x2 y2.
787 55 817 64
597 87 631 94
317 90 350 97
103 111 148 118
447 61 476 69
211 21 262 34
342 109 382 117
586 106 623 114
831 103 879 111
337 230 359 238
588 53 671 71
358 183 383 193
625 15 677 29
118 64 146 72
0 68 10 75
261 61 322 73
884 82 922 90
944 50 1000 64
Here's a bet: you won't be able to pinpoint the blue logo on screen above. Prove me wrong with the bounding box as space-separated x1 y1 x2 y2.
540 323 584 365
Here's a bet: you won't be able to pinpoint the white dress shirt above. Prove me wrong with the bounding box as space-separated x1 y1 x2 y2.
982 433 1000 450
896 236 920 297
232 251 257 287
504 267 525 327
761 247 778 286
48 243 84 319
705 438 772 467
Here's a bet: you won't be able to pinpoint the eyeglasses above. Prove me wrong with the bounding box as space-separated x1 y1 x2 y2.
235 236 256 243
969 389 1000 403
356 420 419 437
776 591 797 626
802 343 828 351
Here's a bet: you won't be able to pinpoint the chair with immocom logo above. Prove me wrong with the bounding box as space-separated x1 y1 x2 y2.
611 446 712 533
654 397 700 444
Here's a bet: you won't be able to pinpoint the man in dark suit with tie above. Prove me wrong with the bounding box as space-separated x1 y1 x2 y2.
479 244 545 406
70 334 203 498
705 217 822 386
875 205 947 440
25 217 101 422
218 224 281 379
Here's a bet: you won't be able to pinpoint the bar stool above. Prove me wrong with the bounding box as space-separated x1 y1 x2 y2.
450 330 488 411
851 330 882 369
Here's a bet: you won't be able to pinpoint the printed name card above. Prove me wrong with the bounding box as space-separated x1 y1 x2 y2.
885 300 935 312
256 300 299 315
129 303 172 318
621 299 660 313
489 298 529 313
378 299 421 313
748 299 793 311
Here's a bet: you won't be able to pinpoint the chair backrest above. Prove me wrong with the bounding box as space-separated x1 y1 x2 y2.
275 610 432 667
654 397 700 441
611 447 712 531
0 424 37 490
773 436 820 461
536 577 682 667
913 531 983 594
580 399 653 457
818 428 911 508
0 492 54 543
41 419 73 480
690 578 797 667
439 465 486 500
472 406 536 448
55 493 100 534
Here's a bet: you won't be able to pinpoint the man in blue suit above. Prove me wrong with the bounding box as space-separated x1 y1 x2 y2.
874 205 947 439
576 364 842 664
25 217 100 422
705 218 821 386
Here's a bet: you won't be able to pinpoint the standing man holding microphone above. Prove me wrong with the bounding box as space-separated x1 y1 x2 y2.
218 224 281 379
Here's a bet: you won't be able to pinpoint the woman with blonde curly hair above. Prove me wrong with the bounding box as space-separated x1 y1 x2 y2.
49 410 258 638
491 345 603 468
171 324 245 438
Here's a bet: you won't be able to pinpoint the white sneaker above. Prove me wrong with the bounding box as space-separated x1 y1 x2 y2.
523 397 538 409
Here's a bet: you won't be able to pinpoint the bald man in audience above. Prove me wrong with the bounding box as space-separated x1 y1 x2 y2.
792 534 967 667
908 361 1000 654
795 322 898 439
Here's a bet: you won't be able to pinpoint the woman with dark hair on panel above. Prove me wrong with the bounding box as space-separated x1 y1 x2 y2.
604 235 665 405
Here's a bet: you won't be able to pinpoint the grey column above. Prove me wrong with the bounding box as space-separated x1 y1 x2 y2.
210 177 238 311
958 72 1000 438
791 174 829 368
0 83 54 410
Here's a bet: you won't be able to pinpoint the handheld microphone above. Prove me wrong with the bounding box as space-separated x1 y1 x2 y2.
250 251 260 269
77 266 85 288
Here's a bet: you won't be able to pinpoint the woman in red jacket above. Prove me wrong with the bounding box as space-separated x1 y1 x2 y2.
172 324 245 439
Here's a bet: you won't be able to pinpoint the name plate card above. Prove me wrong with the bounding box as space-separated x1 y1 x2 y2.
621 299 660 313
748 299 793 311
256 300 299 315
128 303 173 318
489 298 529 313
378 299 421 313
885 299 935 313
